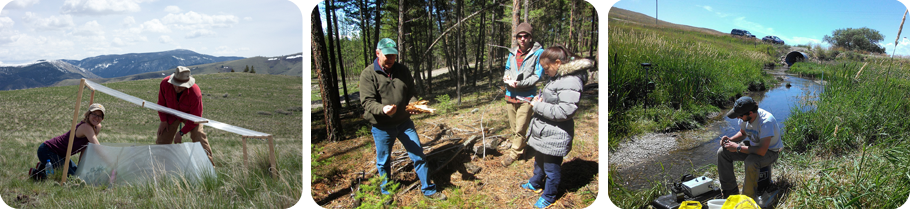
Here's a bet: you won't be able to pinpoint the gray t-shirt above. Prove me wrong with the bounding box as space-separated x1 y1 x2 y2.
739 108 784 152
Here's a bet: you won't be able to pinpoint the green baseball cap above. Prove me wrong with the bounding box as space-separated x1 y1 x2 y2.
376 38 398 55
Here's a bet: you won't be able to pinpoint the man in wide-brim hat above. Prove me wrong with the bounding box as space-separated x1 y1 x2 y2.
156 66 214 166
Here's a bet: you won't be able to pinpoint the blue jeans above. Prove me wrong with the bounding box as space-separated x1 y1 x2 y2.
528 151 563 202
371 120 437 196
36 143 77 176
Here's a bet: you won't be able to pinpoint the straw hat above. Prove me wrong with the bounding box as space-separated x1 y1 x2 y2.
168 66 195 88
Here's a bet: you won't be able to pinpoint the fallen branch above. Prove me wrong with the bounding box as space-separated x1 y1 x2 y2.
400 135 479 195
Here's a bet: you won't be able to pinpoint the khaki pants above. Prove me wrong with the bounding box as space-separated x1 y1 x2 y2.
506 102 533 158
157 122 214 166
716 146 778 199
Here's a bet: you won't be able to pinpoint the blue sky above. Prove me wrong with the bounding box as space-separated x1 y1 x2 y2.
611 0 910 56
0 0 303 65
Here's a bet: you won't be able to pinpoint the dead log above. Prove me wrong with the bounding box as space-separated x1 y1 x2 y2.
472 137 501 156
399 135 479 195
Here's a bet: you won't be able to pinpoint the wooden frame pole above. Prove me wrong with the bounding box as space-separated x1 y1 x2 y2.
61 79 86 183
89 90 95 104
242 136 248 168
268 135 277 178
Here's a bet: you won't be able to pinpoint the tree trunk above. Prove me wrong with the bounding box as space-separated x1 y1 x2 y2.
455 0 462 105
397 0 405 66
487 6 497 89
359 0 371 66
373 0 382 49
511 0 520 49
324 2 341 114
473 0 485 88
330 0 350 108
569 0 575 49
312 8 344 142
522 0 529 22
589 5 596 58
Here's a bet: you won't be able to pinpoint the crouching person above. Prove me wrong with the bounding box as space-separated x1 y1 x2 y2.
31 104 107 180
717 96 784 199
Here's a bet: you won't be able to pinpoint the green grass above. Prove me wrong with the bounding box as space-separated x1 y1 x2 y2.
608 20 777 147
0 73 303 208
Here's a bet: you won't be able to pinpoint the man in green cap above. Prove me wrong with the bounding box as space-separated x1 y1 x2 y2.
359 38 447 201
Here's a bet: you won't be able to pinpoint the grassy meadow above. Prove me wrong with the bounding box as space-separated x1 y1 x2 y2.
608 17 780 147
607 11 910 209
0 73 304 208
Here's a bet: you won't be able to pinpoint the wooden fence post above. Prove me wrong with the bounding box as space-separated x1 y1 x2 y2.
268 135 277 178
242 136 248 168
61 79 86 183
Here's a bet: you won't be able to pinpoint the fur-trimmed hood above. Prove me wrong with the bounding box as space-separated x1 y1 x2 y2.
555 58 595 77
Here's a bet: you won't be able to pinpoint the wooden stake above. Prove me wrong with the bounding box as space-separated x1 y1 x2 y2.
268 135 277 178
242 136 248 168
61 79 86 183
89 90 95 104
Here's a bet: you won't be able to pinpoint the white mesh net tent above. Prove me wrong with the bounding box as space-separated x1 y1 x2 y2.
58 79 277 184
75 142 216 187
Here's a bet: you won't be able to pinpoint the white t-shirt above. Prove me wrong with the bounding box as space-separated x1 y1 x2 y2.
739 108 784 152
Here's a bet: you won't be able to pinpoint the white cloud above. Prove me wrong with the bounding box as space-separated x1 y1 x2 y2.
0 17 14 28
0 29 22 45
786 36 823 46
213 46 248 55
22 12 75 31
112 37 125 46
122 16 135 26
3 0 40 9
61 0 145 16
140 19 171 33
164 6 181 14
243 17 252 21
185 29 216 39
162 11 239 30
72 20 105 37
699 5 713 12
158 35 174 44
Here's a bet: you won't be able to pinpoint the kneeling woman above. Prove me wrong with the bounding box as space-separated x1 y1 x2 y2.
519 46 594 208
32 103 106 178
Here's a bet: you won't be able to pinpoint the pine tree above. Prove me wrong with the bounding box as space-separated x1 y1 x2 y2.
244 65 249 72
250 66 256 73
231 69 235 72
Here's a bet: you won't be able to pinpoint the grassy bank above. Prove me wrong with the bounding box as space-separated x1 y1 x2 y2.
782 59 910 208
0 73 304 208
608 20 777 147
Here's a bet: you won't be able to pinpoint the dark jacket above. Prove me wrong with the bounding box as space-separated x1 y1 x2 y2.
527 58 594 157
359 59 418 126
505 42 545 99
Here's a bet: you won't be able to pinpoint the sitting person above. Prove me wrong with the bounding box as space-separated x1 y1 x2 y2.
717 97 784 199
30 104 107 180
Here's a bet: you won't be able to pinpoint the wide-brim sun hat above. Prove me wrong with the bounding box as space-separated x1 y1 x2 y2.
168 66 195 88
726 96 757 119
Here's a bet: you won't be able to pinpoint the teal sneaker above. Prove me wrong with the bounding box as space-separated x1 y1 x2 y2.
520 181 542 194
533 197 557 208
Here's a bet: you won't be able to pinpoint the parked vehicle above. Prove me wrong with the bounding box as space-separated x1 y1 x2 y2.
762 36 785 45
731 29 756 38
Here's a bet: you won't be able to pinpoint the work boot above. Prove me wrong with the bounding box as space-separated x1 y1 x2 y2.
424 192 447 201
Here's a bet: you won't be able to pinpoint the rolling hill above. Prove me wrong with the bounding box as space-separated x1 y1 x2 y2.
51 53 303 87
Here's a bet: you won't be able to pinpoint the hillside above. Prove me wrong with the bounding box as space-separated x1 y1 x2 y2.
61 49 245 78
608 7 726 36
0 73 303 208
0 60 101 90
51 53 303 87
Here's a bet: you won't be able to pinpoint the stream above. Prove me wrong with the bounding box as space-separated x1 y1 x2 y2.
609 73 824 191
